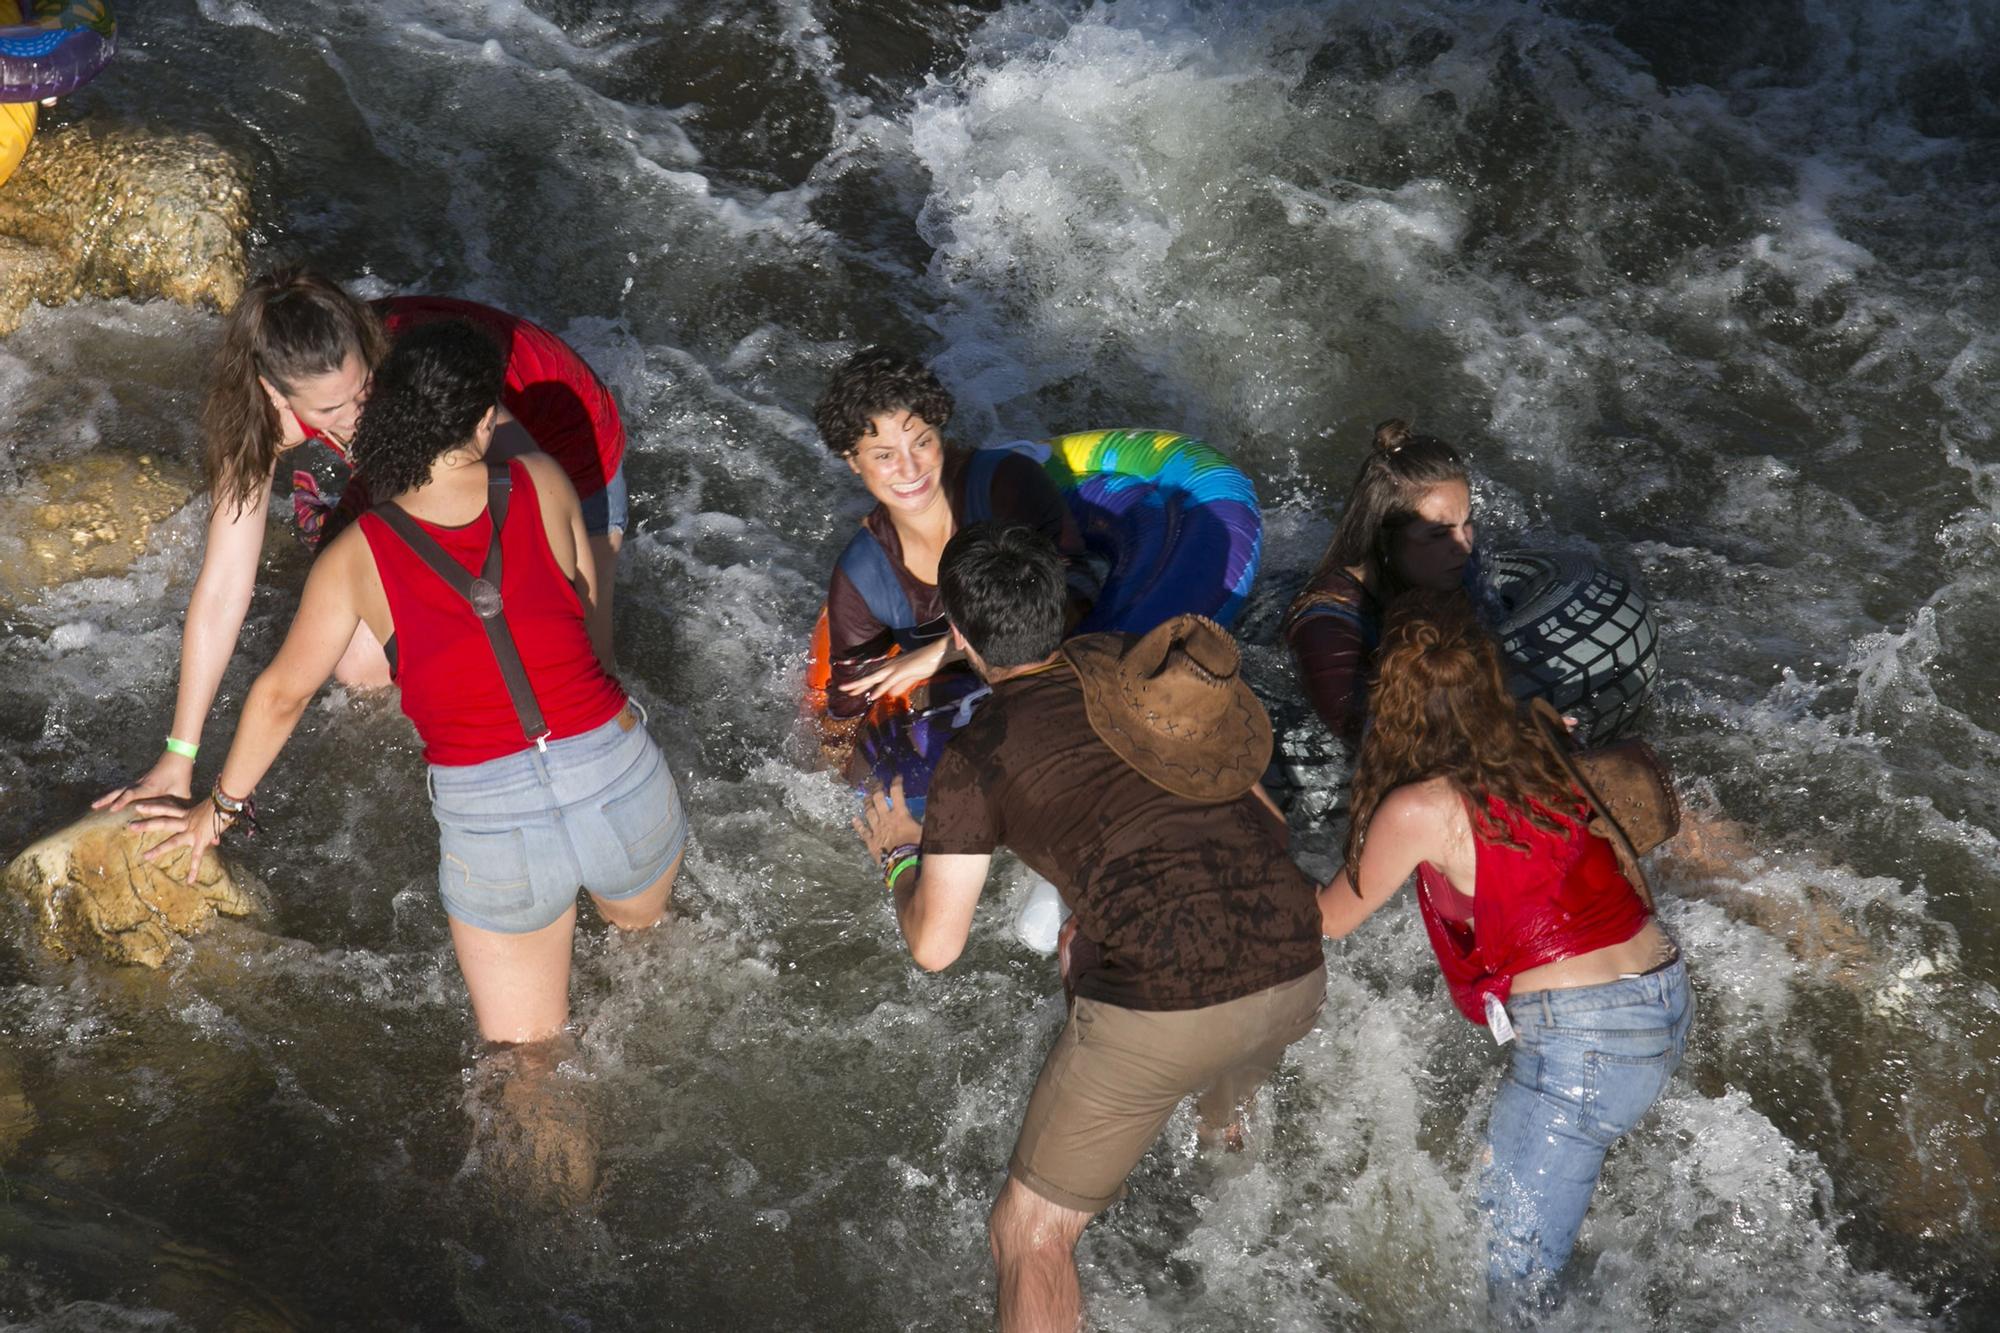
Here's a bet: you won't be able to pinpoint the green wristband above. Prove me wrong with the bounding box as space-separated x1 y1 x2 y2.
164 737 199 760
885 855 921 893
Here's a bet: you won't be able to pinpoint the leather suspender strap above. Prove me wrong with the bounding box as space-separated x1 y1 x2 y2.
374 462 552 748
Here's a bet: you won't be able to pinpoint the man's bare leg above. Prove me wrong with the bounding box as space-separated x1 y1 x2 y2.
989 1175 1095 1333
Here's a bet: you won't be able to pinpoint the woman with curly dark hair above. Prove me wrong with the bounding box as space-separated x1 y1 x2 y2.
96 267 629 815
135 321 683 1046
812 347 1092 717
1317 590 1689 1313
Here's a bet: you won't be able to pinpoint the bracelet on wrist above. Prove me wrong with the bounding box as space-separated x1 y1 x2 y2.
164 736 199 760
210 784 258 839
878 842 921 873
884 854 921 893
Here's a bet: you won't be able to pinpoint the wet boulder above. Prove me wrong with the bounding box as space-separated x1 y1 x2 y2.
0 451 201 607
0 121 251 336
4 808 256 969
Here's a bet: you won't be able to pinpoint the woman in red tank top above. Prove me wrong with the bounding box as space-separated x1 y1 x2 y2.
133 323 683 1048
95 268 629 817
1316 591 1690 1314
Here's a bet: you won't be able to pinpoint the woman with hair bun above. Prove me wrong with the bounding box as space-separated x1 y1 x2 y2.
1283 419 1477 744
1317 590 1690 1311
133 321 683 1045
96 268 628 812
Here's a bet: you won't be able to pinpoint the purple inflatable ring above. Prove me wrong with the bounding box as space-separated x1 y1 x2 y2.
1 0 116 103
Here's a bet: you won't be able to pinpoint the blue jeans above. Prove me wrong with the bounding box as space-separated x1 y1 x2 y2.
1480 957 1693 1311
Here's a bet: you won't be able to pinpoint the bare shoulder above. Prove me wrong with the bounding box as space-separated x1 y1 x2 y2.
517 450 579 503
318 519 373 573
1375 777 1462 839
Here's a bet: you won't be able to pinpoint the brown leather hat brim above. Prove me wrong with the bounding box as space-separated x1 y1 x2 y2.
1061 630 1274 803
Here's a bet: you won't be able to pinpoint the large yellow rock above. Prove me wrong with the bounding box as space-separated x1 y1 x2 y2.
0 450 201 606
0 121 251 335
4 808 256 968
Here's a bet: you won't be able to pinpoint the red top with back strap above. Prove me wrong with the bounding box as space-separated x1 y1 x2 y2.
358 458 626 766
1415 791 1651 1025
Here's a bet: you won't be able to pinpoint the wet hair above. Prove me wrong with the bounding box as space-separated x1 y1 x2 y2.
1309 419 1470 598
939 523 1067 669
1342 591 1580 891
812 346 954 456
201 267 388 515
349 322 506 501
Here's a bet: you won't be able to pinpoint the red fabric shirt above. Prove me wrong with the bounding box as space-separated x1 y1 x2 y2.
1415 793 1651 1025
358 459 626 766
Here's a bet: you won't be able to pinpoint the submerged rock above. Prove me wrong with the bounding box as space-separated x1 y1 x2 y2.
0 1051 34 1162
4 808 256 968
0 121 251 336
0 451 201 606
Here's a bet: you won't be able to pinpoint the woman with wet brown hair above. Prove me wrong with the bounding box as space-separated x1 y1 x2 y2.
1283 419 1476 743
1317 590 1690 1311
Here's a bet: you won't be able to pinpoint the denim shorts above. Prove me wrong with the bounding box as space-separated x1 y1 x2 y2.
577 460 629 537
1481 957 1693 1303
429 704 686 934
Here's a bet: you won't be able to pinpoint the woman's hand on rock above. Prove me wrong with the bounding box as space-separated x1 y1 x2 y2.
128 799 222 883
92 753 196 813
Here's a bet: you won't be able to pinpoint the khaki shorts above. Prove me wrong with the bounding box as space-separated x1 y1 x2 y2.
1008 963 1327 1214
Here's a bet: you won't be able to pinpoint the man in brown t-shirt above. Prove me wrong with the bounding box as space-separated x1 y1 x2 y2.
856 523 1326 1333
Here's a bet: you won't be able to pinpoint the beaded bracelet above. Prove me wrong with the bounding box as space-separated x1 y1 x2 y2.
211 784 258 839
880 841 921 892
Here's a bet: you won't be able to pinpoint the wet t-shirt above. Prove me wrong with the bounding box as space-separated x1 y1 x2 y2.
920 665 1324 1011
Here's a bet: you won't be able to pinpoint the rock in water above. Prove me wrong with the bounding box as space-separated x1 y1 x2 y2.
0 1051 34 1162
0 451 202 607
0 121 251 335
4 809 256 968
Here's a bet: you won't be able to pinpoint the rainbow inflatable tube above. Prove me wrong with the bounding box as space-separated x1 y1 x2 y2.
0 0 116 104
808 428 1264 812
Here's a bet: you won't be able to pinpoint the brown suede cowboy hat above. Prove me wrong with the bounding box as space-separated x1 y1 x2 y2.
1061 614 1273 802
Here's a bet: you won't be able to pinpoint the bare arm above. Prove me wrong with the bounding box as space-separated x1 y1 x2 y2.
1317 785 1444 938
511 452 610 672
854 776 993 972
97 476 272 808
895 852 992 972
131 532 368 877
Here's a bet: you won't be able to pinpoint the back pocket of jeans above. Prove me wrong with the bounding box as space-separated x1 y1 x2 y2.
601 755 681 873
439 827 537 915
1579 1045 1676 1146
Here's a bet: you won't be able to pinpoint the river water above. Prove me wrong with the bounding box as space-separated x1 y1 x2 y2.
0 0 1995 1328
